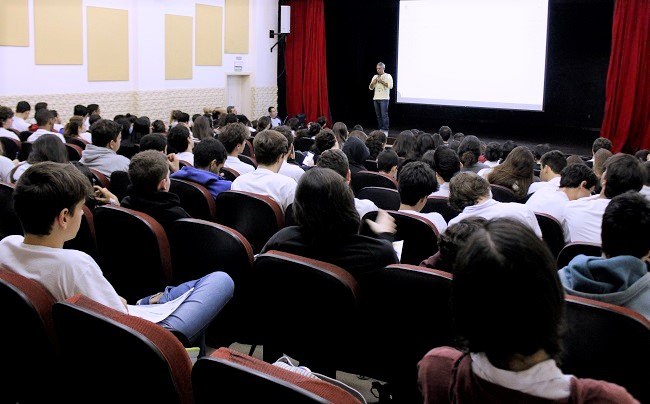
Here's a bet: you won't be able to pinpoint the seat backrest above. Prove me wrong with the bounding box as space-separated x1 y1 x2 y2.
294 137 315 152
88 167 110 188
360 264 454 401
168 218 253 285
64 136 88 149
238 154 258 168
193 347 363 403
63 204 97 259
421 196 461 222
356 186 401 211
361 210 439 266
0 136 21 159
562 295 650 402
0 267 59 402
108 170 131 201
489 184 521 203
52 295 193 404
363 159 379 172
178 159 193 169
351 171 397 195
556 242 602 268
220 167 240 182
65 143 83 161
18 140 32 161
19 130 32 142
0 181 23 239
535 212 565 258
284 203 297 227
169 178 217 221
242 139 256 159
93 205 172 302
252 251 360 371
215 190 284 254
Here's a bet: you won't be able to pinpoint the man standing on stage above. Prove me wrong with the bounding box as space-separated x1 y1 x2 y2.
369 62 393 134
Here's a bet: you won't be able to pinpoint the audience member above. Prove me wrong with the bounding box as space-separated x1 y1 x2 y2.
332 121 349 146
438 126 452 143
487 146 535 199
275 125 305 183
566 154 587 166
458 135 488 174
219 122 254 175
9 134 68 183
192 116 214 141
527 150 567 194
342 136 371 177
0 106 19 141
641 161 650 199
170 138 232 199
79 119 130 178
393 130 417 160
0 142 16 182
377 149 399 178
590 137 613 161
167 125 194 165
366 130 387 160
482 142 501 168
27 109 65 143
397 161 448 233
420 217 487 272
431 146 461 197
268 107 282 127
11 101 31 132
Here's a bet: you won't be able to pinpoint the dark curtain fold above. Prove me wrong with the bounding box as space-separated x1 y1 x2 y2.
285 0 331 124
601 0 650 153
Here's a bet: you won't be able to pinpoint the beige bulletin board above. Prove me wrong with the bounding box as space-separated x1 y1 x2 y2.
87 7 129 81
165 14 193 80
34 0 82 64
224 0 249 54
195 4 223 66
0 0 29 46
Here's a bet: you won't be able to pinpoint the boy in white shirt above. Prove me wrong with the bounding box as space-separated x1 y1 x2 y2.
10 101 30 133
397 162 448 233
275 125 305 183
528 150 566 194
430 147 461 198
218 122 255 175
26 109 66 143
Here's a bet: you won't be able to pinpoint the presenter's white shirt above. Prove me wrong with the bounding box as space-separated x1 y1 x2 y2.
398 209 448 234
27 128 66 143
562 195 609 244
231 167 297 212
270 117 282 127
11 117 30 132
224 155 255 175
449 198 542 237
525 187 570 223
370 73 394 100
0 127 20 141
528 176 561 194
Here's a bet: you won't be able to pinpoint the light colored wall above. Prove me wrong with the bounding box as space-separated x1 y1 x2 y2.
0 0 279 123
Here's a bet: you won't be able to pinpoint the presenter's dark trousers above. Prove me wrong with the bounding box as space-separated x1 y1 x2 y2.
374 99 389 131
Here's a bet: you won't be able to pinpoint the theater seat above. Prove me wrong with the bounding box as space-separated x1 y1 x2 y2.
0 181 23 239
169 178 217 221
351 171 397 195
357 186 400 211
556 242 602 268
421 196 461 223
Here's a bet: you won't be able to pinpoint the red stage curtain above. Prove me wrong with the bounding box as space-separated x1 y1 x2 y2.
285 0 330 124
601 0 650 153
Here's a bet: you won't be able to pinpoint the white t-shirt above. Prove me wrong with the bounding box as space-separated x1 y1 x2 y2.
278 161 305 183
483 160 500 168
525 187 570 224
449 198 542 237
369 73 394 100
0 155 15 182
224 155 255 175
27 128 66 143
640 185 650 200
398 209 448 234
0 127 20 141
430 182 450 198
562 195 610 244
527 176 561 194
176 151 194 166
355 198 379 219
0 235 127 313
11 117 30 132
477 167 494 179
231 167 297 212
80 131 92 144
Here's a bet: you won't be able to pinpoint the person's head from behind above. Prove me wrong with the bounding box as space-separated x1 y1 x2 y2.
287 117 300 131
500 140 518 161
14 162 92 238
64 116 84 137
192 115 213 141
593 148 613 178
315 129 338 154
377 149 399 178
317 116 327 128
398 161 439 210
416 133 436 158
348 130 368 142
151 119 166 134
307 122 321 138
393 130 416 159
566 155 586 166
317 149 350 181
592 137 612 155
366 130 387 160
533 143 551 162
453 219 564 365
90 119 122 149
218 122 249 156
16 101 31 117
439 126 452 142
253 130 288 167
74 104 88 118
167 124 193 154
257 116 271 132
139 134 168 153
644 161 650 187
342 135 370 166
129 150 170 194
634 149 649 162
559 163 598 200
35 109 54 130
194 138 227 173
28 134 68 164
132 116 151 139
601 153 644 198
88 114 101 128
484 142 501 163
601 191 650 260
457 135 482 168
449 171 490 211
539 150 567 181
294 167 360 239
34 102 48 113
0 106 15 128
437 217 487 273
434 146 461 183
273 125 294 158
332 121 348 145
87 103 100 116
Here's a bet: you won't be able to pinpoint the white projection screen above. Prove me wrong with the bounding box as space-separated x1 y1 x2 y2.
396 0 549 111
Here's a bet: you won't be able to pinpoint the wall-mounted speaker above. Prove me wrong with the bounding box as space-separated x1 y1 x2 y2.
280 5 291 34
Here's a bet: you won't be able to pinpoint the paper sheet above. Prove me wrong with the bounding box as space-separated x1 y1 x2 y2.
126 288 193 323
393 240 404 262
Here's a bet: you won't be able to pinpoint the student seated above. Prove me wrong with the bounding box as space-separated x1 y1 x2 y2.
218 122 255 175
559 191 650 319
167 125 194 166
418 219 637 403
274 125 306 183
0 162 234 354
397 161 448 233
377 149 398 178
527 150 567 194
430 146 461 197
487 146 535 200
26 109 66 143
420 217 487 272
79 119 130 178
170 138 231 199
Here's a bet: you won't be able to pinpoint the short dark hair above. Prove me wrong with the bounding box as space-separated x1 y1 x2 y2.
151 120 166 134
366 131 387 160
129 150 169 194
194 138 227 169
377 149 398 173
457 135 482 168
635 149 649 162
268 106 275 113
177 112 190 123
87 104 100 115
592 137 612 154
434 146 461 182
16 101 30 113
439 126 452 141
34 102 48 111
257 116 271 131
253 130 288 165
533 143 551 161
315 129 337 154
167 125 192 153
139 134 167 152
449 172 490 211
559 164 598 189
273 125 294 148
500 140 518 161
294 167 360 238
421 150 436 171
90 119 122 147
287 117 300 131
35 109 53 126
398 162 438 205
438 217 488 273
218 122 249 153
602 191 650 258
74 104 88 117
14 162 92 235
540 150 567 174
88 114 102 127
484 142 501 162
0 106 15 125
453 219 565 362
317 149 349 178
602 153 644 198
317 116 327 127
226 106 236 114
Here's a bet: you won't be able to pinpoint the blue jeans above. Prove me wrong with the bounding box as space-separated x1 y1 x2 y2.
152 271 234 348
374 99 389 131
